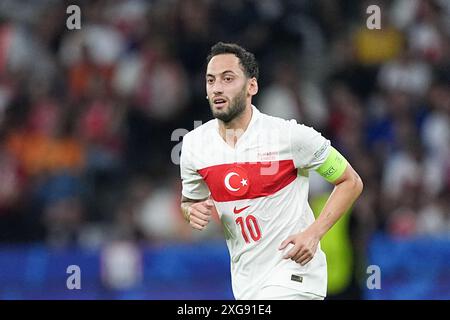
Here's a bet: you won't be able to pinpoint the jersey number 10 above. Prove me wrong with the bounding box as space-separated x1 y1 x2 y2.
235 215 261 243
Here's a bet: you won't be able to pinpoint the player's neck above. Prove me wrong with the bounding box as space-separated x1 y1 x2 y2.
218 104 253 148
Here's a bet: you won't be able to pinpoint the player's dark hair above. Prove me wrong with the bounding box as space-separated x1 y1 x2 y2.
206 42 259 80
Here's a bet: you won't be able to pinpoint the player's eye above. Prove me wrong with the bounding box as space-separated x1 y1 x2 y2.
207 78 214 84
224 76 233 82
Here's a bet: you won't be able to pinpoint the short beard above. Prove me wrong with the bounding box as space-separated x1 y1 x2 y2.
210 85 247 123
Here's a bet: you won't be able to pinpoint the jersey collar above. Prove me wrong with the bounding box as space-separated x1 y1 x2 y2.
215 104 260 150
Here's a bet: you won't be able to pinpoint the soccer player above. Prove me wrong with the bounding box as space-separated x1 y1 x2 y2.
179 42 363 300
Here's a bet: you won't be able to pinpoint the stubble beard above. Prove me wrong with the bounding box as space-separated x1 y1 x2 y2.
210 85 247 123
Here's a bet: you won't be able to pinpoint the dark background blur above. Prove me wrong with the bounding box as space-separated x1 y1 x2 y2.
0 0 448 299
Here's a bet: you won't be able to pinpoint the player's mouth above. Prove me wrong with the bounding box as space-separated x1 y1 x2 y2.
213 97 228 109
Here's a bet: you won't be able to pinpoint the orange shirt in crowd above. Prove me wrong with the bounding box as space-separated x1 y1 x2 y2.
6 131 85 176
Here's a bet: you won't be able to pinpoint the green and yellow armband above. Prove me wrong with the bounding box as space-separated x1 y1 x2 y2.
315 147 348 183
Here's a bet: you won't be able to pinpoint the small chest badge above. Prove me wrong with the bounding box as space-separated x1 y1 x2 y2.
291 274 303 283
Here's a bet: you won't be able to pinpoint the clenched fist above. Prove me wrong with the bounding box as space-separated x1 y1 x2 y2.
187 199 215 230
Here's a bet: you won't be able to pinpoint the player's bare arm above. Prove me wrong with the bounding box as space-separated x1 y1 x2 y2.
181 196 214 230
280 149 363 266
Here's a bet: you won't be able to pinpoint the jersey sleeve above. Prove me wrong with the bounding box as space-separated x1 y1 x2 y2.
180 133 210 200
289 119 331 170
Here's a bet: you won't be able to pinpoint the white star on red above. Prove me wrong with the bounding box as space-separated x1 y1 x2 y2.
241 179 248 186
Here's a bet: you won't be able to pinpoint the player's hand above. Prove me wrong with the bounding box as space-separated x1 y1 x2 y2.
188 199 214 231
278 227 321 266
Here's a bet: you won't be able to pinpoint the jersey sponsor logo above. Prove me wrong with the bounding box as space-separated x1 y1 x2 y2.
233 205 250 214
291 274 303 283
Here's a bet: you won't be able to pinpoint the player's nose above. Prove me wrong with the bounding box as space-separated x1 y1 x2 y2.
212 82 224 94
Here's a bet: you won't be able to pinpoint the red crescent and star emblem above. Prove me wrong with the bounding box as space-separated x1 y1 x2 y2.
223 166 250 196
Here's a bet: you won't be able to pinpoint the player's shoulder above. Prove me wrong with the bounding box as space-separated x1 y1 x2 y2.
257 108 324 144
257 108 300 130
183 118 217 145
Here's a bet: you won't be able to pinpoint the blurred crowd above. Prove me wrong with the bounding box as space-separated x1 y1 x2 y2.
0 0 448 263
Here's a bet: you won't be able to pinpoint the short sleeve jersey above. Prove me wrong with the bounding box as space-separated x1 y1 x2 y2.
180 105 330 299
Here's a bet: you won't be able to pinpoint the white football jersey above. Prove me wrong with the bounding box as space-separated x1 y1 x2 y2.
180 105 330 299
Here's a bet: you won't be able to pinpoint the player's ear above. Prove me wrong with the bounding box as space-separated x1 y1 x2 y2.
248 77 258 96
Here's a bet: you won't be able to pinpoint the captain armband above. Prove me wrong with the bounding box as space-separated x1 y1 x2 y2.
315 147 348 183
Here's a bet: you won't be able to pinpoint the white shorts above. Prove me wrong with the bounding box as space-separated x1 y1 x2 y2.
254 285 325 300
